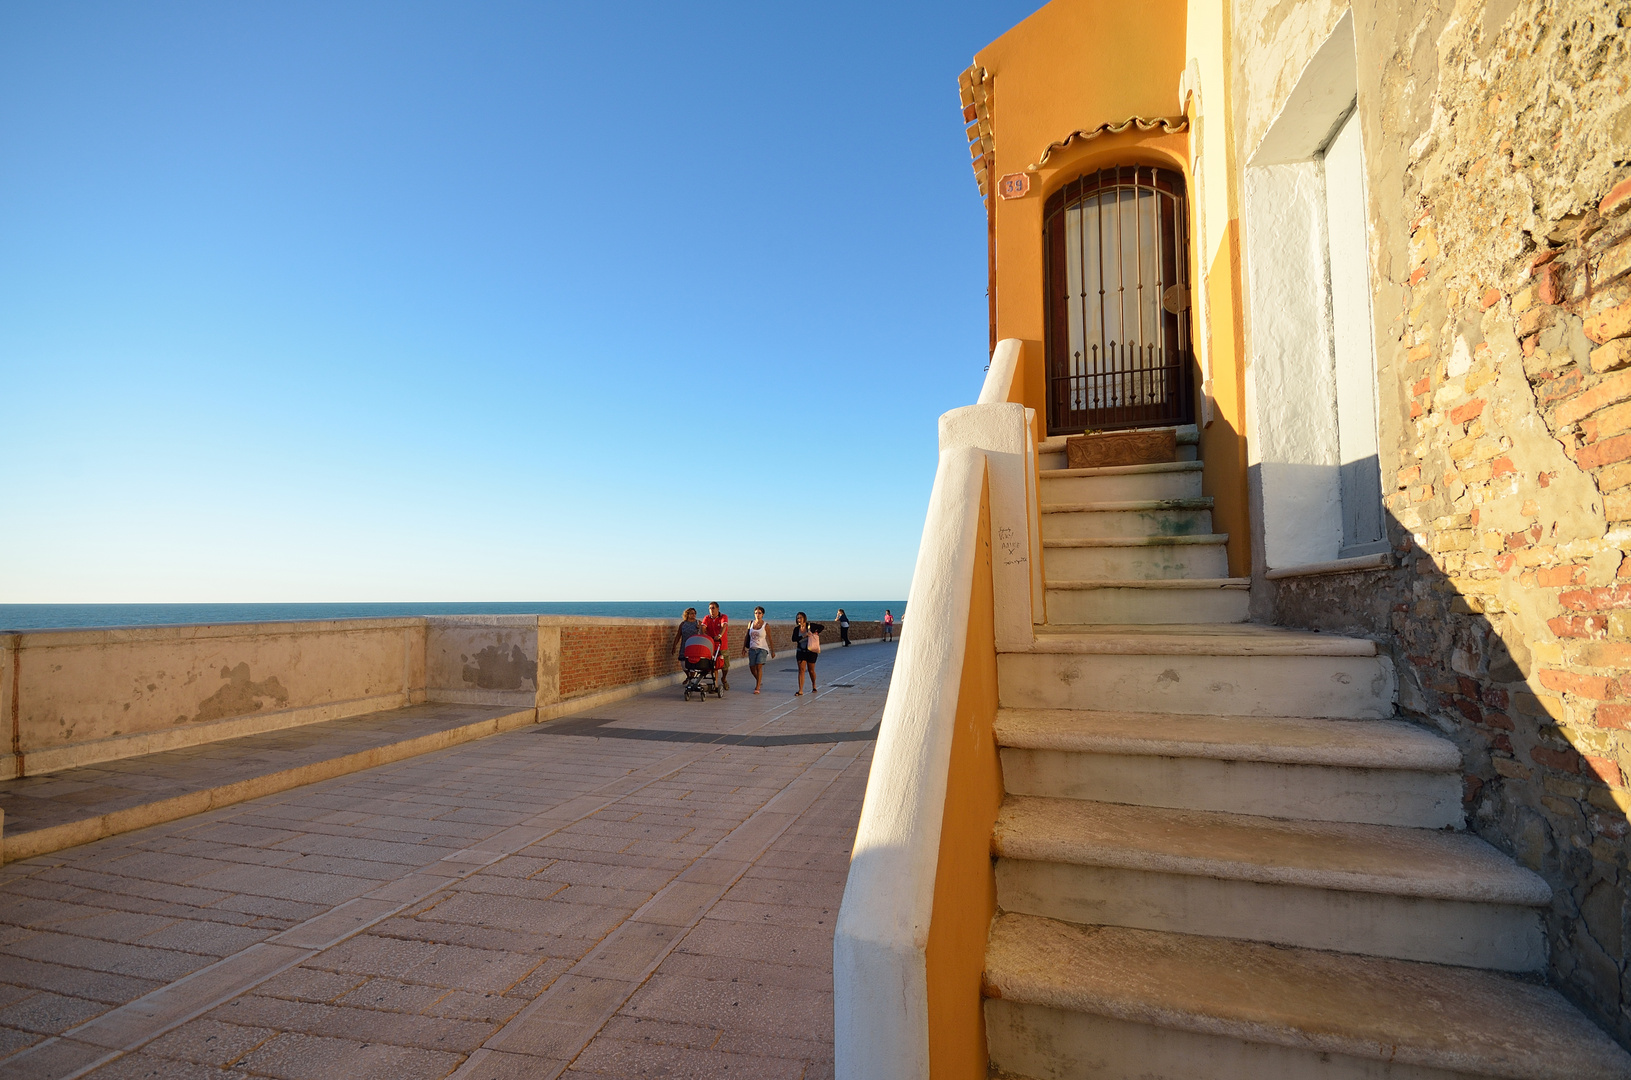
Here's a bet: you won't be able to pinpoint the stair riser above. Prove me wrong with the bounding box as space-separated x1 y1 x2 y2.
1044 544 1229 581
996 861 1546 971
999 749 1464 828
1039 444 1198 471
1042 470 1203 502
1042 508 1215 539
985 1000 1471 1080
1043 587 1249 624
997 653 1396 718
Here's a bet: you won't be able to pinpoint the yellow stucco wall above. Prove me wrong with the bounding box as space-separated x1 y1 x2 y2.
972 0 1252 574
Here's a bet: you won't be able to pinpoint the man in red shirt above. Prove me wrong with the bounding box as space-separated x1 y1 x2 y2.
703 601 731 692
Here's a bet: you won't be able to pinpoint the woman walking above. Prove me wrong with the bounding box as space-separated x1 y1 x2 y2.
836 609 851 646
743 606 776 694
671 606 702 661
793 612 821 696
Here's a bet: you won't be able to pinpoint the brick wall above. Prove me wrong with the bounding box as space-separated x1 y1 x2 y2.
557 619 897 699
1258 0 1631 1042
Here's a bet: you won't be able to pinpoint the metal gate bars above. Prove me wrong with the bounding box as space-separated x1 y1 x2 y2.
1043 165 1196 435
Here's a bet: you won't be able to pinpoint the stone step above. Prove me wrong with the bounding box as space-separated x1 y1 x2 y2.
1045 579 1250 624
984 914 1631 1080
1041 497 1215 539
1040 460 1204 502
993 796 1547 969
1038 425 1198 471
1043 535 1230 580
998 633 1394 718
995 709 1464 827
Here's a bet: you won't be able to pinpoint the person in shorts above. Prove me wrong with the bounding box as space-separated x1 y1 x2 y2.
742 606 776 694
793 612 821 696
883 609 894 642
702 601 731 691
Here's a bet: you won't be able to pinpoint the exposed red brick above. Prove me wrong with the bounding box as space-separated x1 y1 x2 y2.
1410 266 1429 286
1531 745 1581 773
1549 614 1609 637
1583 755 1625 786
1484 711 1515 730
1585 297 1631 344
1589 813 1630 839
1601 177 1631 218
1505 530 1530 550
1576 433 1631 471
1536 565 1585 587
1555 369 1631 426
1536 367 1585 407
1559 585 1631 611
1536 263 1563 306
1480 287 1503 310
1397 464 1421 486
1538 669 1617 699
1491 456 1518 477
1464 774 1483 803
1450 399 1487 425
1411 375 1431 396
1594 703 1631 731
1454 697 1484 723
1410 399 1425 419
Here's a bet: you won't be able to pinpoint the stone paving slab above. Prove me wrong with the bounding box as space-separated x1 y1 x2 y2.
0 705 540 863
0 642 891 1078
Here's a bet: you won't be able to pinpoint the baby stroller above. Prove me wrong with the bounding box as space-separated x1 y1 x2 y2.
681 634 722 701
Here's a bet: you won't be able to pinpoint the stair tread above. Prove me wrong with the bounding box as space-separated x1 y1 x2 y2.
984 913 1631 1079
1047 578 1250 590
1041 497 1214 514
1022 624 1376 655
1043 534 1229 548
994 709 1460 770
1042 460 1204 478
993 796 1550 905
1038 425 1199 453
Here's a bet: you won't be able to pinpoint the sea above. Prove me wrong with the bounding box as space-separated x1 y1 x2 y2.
0 602 908 633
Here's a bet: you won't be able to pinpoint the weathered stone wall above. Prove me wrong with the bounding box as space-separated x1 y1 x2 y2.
1236 0 1631 1045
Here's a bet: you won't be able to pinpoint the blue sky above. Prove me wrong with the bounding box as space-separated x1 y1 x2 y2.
0 1 1040 603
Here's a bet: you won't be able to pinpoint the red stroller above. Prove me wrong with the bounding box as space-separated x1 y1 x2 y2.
681 634 722 701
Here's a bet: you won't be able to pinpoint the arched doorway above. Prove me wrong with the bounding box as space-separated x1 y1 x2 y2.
1043 165 1196 435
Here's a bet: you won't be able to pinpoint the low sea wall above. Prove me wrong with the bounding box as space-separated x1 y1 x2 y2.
0 614 899 778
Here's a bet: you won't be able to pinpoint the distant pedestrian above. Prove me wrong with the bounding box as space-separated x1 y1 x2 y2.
702 601 731 692
671 606 701 661
837 609 851 646
743 606 776 694
883 609 894 643
793 612 821 696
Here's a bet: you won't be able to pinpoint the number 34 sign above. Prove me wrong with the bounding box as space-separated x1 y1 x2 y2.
998 172 1032 200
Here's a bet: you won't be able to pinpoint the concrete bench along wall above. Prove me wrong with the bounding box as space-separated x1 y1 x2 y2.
0 614 900 780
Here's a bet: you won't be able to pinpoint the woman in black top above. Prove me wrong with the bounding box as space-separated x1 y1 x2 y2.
793 612 820 696
836 609 851 646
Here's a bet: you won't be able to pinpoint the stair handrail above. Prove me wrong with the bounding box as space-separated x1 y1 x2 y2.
976 337 1024 405
834 444 990 1080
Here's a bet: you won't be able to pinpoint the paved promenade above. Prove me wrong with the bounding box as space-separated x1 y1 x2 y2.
0 644 893 1079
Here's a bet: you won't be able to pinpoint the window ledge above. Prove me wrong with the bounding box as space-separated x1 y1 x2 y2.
1264 552 1394 580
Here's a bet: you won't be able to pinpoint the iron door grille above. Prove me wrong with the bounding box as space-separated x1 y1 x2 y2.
1044 165 1195 435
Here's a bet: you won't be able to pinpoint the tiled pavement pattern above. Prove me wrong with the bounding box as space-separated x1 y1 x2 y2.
0 644 893 1079
0 705 531 840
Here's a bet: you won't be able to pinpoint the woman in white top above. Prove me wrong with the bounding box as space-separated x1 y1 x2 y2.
742 606 776 694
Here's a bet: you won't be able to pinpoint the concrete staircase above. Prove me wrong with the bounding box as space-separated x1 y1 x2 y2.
983 429 1631 1079
1037 428 1248 626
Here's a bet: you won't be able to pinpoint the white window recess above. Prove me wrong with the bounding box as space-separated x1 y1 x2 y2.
1243 11 1389 571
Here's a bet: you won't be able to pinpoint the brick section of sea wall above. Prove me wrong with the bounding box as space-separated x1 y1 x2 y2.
557 619 898 699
